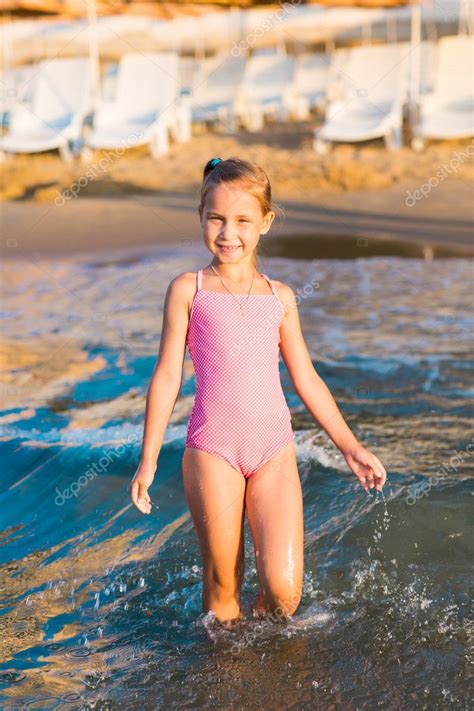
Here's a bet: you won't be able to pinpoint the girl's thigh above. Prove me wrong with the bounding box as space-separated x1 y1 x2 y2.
245 441 304 600
182 447 246 582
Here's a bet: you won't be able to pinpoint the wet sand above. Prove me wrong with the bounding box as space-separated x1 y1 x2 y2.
2 122 473 259
2 179 473 261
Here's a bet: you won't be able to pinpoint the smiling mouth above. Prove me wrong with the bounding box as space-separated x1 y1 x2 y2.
217 244 241 252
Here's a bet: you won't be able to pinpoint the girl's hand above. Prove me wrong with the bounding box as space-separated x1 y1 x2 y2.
130 461 156 514
343 444 387 492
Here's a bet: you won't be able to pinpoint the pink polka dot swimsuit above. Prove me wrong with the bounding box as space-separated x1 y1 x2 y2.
185 268 295 478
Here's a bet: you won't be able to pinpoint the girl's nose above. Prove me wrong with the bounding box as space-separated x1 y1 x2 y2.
220 222 237 240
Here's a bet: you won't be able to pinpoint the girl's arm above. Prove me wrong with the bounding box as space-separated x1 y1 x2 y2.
277 283 387 492
130 273 192 514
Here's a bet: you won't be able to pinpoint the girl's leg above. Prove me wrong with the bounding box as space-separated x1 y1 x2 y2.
245 441 304 618
182 447 246 623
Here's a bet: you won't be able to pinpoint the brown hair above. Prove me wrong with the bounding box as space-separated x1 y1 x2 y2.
199 157 277 271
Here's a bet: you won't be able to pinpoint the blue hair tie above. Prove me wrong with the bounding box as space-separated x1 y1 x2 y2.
209 157 222 168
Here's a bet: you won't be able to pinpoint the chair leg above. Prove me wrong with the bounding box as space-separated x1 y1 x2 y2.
411 136 425 152
174 104 192 143
80 146 93 162
384 124 402 151
277 103 289 123
70 138 82 158
224 110 238 134
313 135 329 154
294 95 310 121
217 106 237 135
243 106 263 132
59 141 73 162
150 123 169 158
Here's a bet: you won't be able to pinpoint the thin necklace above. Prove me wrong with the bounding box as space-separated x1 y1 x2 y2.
209 264 257 314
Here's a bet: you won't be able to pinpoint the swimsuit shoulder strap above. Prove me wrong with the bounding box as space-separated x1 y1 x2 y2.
260 273 276 296
188 270 202 325
261 273 284 317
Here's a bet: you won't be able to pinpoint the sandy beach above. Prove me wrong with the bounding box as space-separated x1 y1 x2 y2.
2 123 474 259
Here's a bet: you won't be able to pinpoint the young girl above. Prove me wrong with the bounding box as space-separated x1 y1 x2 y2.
130 156 387 625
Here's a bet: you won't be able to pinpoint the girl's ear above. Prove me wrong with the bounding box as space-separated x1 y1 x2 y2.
260 210 275 235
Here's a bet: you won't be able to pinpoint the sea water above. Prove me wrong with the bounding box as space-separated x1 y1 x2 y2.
0 253 472 708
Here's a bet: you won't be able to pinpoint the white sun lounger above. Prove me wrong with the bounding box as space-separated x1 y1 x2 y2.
235 53 296 132
0 57 92 160
0 64 36 122
314 43 409 152
190 54 246 130
293 52 331 119
413 40 437 97
413 35 474 149
85 52 190 158
179 56 202 96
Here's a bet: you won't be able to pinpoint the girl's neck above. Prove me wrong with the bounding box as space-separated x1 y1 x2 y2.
208 261 257 284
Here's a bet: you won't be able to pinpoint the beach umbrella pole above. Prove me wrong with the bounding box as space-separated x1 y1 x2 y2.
86 0 101 111
409 2 421 131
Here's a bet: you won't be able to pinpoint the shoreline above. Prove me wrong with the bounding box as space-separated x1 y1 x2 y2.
2 123 473 261
2 180 473 261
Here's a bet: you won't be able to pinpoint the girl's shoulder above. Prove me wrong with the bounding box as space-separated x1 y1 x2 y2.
166 271 199 310
268 278 294 302
167 272 197 301
170 271 198 291
266 279 306 316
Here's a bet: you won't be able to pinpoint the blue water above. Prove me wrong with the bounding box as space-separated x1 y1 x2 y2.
0 253 472 708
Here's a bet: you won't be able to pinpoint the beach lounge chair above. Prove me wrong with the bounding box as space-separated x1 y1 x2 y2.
0 57 92 160
415 41 437 97
85 52 190 158
190 54 246 131
412 35 474 150
179 56 202 96
293 52 331 119
235 53 296 132
313 43 409 153
0 64 36 125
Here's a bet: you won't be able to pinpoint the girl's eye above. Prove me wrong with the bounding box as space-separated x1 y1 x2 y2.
239 219 250 223
209 216 222 221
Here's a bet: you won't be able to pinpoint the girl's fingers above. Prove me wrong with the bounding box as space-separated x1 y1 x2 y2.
130 480 152 514
371 458 387 490
130 479 139 504
372 454 387 478
347 450 387 492
349 457 371 490
362 454 386 489
137 483 151 513
359 458 375 488
348 449 387 492
361 460 380 489
137 499 151 514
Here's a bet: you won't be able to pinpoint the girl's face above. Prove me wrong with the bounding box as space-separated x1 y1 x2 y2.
200 183 275 263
